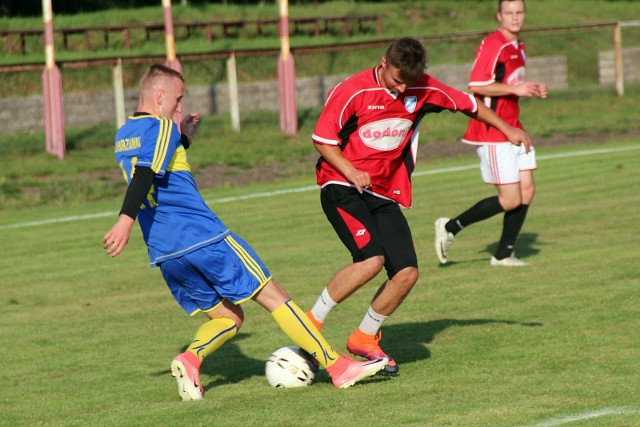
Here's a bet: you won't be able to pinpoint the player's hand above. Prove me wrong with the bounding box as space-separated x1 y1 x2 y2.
346 169 372 194
103 215 135 258
515 81 548 99
180 113 200 143
536 82 548 99
505 126 531 154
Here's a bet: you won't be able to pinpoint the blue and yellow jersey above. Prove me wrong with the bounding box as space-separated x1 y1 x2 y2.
115 114 230 267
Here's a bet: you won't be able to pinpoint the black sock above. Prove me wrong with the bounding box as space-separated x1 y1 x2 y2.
447 196 504 235
495 204 530 259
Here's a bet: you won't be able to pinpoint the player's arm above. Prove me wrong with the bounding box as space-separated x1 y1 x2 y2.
103 166 155 258
180 113 200 149
470 81 547 99
314 143 371 193
466 103 531 152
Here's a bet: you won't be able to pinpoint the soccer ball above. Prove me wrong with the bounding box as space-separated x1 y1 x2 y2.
265 346 315 388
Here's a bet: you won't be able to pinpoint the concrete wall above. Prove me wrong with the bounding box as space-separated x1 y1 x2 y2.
428 55 568 92
598 46 640 85
0 55 569 134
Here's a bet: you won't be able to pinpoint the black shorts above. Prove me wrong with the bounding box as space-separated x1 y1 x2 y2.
320 184 418 279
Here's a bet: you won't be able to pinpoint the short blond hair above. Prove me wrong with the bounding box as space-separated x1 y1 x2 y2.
140 64 184 92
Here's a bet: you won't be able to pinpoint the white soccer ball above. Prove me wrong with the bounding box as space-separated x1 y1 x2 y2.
265 346 315 388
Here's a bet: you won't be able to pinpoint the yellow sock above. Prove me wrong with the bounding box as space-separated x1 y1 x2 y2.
187 317 238 362
271 300 340 369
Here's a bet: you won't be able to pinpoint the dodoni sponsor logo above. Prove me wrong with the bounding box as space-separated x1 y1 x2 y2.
507 66 526 86
359 118 413 151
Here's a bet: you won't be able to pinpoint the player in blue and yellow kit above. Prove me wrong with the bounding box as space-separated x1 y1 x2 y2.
103 64 386 400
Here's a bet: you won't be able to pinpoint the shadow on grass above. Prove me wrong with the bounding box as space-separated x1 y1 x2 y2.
198 333 268 390
152 333 267 390
439 232 543 267
157 318 542 391
483 232 542 260
383 318 543 367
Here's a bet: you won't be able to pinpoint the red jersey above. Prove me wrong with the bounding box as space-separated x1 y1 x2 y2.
462 29 526 145
312 66 477 208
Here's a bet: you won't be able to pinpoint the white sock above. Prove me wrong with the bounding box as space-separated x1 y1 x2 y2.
358 306 388 335
310 288 337 323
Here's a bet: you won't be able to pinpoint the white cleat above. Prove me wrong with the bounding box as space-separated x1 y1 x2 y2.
434 217 455 264
490 254 528 267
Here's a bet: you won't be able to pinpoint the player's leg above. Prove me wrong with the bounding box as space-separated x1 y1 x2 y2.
436 144 523 264
347 201 418 374
493 149 536 264
435 145 507 264
307 185 385 330
160 252 243 401
216 231 386 388
170 302 242 401
190 300 243 360
254 279 387 388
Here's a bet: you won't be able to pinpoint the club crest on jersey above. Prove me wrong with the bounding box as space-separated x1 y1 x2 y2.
404 96 417 113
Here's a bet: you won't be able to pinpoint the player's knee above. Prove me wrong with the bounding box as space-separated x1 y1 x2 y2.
392 266 419 290
362 255 385 276
499 195 521 211
522 185 536 204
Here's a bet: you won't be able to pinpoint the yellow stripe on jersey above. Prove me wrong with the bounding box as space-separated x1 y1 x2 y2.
167 145 191 172
225 235 269 284
151 118 172 172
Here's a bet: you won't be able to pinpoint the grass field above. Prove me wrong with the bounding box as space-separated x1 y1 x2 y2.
1 137 639 426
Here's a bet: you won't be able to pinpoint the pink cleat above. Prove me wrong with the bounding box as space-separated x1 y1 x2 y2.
326 355 388 389
170 351 203 401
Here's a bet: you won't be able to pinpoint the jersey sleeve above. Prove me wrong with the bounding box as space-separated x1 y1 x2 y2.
137 118 179 176
426 75 478 115
311 81 358 146
468 37 500 88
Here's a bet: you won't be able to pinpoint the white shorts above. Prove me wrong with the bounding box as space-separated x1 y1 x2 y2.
477 144 537 185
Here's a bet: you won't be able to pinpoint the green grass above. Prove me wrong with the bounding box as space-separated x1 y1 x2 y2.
1 138 639 426
2 8 638 425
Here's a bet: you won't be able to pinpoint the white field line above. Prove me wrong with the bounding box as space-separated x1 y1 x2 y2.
521 407 640 427
1 144 638 231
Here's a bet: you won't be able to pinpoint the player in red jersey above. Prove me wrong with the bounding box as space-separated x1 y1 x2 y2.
435 0 547 267
306 37 530 374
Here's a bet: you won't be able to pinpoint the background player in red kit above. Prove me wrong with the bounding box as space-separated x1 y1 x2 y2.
306 37 531 374
435 0 548 267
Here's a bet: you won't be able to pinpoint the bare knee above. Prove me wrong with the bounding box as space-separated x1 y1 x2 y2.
361 255 385 279
253 279 291 312
521 183 536 205
207 299 244 328
391 266 419 292
498 194 522 211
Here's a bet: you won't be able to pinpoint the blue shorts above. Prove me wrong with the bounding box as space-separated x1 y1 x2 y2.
159 233 271 316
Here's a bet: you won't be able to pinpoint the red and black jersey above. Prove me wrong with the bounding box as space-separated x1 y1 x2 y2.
312 65 477 208
463 29 526 145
